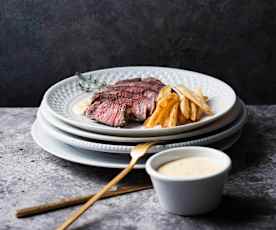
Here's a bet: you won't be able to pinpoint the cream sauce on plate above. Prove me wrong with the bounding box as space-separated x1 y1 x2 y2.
72 97 91 115
158 156 223 178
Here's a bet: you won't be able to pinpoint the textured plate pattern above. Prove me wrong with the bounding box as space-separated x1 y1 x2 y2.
31 121 242 169
40 98 242 143
45 66 236 136
36 101 247 154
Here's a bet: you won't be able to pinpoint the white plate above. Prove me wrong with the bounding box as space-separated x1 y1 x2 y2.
35 101 247 154
40 98 242 143
44 66 236 137
31 122 242 169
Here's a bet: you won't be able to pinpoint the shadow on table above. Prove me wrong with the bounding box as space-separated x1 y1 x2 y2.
197 195 276 225
61 161 150 185
226 120 267 174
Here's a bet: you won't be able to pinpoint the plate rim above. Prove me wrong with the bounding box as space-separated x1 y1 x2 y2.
35 100 247 154
31 122 242 169
39 98 242 143
44 66 237 137
31 121 145 169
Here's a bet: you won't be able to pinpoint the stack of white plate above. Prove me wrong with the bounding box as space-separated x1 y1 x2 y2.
32 67 247 169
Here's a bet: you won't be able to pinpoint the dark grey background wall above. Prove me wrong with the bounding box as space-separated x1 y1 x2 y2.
1 0 276 106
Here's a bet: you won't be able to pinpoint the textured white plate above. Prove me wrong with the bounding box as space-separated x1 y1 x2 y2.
40 98 242 143
35 101 247 154
44 66 236 137
31 122 242 169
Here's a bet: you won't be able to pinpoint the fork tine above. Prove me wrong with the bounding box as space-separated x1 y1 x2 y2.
131 142 156 152
130 142 156 158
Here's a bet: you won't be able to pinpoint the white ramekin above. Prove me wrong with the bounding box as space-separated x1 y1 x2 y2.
146 146 231 215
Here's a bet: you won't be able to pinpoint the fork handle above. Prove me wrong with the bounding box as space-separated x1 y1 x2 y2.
56 158 138 230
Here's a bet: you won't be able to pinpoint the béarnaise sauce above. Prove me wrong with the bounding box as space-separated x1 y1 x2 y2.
72 97 91 115
158 156 223 178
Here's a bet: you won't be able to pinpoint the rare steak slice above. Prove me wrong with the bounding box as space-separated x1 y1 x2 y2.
86 100 129 127
131 96 156 121
90 90 144 104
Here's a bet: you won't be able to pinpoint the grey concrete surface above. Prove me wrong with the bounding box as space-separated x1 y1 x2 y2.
1 1 276 106
1 106 276 229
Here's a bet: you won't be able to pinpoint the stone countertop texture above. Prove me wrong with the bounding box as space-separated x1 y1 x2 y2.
1 106 276 230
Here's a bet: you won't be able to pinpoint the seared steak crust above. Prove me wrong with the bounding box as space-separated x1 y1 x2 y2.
85 77 164 127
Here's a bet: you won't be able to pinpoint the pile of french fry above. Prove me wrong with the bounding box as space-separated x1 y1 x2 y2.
144 85 213 128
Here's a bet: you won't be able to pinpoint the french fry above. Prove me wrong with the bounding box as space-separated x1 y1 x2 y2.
177 107 187 125
179 99 185 116
190 102 197 121
185 97 191 120
180 96 190 120
145 93 178 128
162 117 170 128
144 106 161 128
168 102 179 128
196 106 203 121
144 98 168 128
194 88 206 120
158 93 178 107
157 85 172 101
156 99 177 125
160 96 179 127
176 85 212 115
143 117 150 127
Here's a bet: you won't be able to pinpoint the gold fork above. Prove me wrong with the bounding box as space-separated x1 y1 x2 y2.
57 142 156 230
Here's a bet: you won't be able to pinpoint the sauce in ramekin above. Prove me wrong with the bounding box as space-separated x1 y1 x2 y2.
158 156 223 178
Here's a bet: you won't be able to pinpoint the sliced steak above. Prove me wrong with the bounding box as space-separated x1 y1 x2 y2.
86 100 129 127
131 96 156 121
115 78 141 85
91 89 158 104
91 90 143 104
85 77 164 127
106 79 164 93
